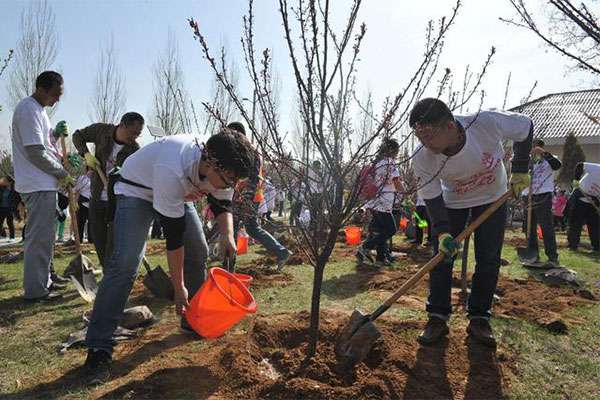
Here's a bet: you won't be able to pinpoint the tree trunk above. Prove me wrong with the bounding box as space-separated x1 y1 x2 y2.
307 260 325 357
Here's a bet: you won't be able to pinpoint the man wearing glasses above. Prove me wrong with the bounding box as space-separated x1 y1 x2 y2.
83 128 256 385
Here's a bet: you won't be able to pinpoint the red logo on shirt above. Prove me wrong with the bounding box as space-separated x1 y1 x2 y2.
453 153 501 195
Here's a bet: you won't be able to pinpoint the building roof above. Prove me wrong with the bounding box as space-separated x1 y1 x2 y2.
509 89 600 145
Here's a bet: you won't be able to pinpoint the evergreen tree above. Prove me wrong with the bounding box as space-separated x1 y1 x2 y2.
558 133 586 184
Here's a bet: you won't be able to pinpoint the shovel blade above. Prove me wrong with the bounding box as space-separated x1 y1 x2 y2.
65 254 99 303
335 309 381 366
143 264 174 300
517 247 538 264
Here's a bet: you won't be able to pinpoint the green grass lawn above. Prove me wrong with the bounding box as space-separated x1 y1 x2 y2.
0 229 598 399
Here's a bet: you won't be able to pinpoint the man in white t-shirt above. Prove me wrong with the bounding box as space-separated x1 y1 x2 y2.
410 98 532 348
356 138 402 266
521 138 562 265
83 129 257 385
568 162 600 252
72 113 143 268
11 71 75 302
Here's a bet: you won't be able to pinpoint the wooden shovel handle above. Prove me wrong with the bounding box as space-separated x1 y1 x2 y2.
94 166 109 189
59 136 81 253
372 191 512 319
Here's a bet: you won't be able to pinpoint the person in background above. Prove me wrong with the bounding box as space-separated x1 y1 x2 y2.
74 168 93 243
412 195 432 245
0 177 18 240
72 112 143 268
521 138 562 266
356 138 402 267
11 70 74 302
552 189 568 232
567 162 600 253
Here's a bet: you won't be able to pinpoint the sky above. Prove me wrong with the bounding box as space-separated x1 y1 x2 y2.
0 0 596 150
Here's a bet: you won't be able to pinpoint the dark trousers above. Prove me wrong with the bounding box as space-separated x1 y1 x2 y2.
277 200 284 217
553 215 566 231
428 201 507 319
363 210 397 261
527 192 559 261
414 205 432 244
568 197 600 251
76 204 90 243
89 199 113 269
0 208 15 238
289 200 302 226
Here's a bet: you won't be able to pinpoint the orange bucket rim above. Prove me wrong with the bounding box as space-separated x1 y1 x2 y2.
208 267 257 313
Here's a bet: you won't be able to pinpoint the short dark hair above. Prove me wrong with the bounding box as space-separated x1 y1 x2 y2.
226 122 246 136
120 112 145 127
35 71 63 91
205 128 256 180
378 138 400 158
533 138 545 147
409 98 453 129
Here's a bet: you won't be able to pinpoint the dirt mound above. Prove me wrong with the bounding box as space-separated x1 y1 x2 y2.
234 264 294 288
215 311 513 399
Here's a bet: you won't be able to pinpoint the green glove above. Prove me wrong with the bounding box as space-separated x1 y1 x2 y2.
84 152 101 169
572 179 580 189
67 154 82 169
510 173 530 198
58 175 75 190
53 121 69 138
438 233 460 258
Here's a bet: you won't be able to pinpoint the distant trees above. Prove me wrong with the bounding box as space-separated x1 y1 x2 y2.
504 0 600 75
0 49 14 114
90 37 126 123
558 132 586 184
6 0 59 112
152 32 190 135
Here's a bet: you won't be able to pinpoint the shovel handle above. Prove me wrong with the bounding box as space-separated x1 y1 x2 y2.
526 164 534 241
460 233 470 296
370 191 512 322
59 136 81 254
95 166 109 189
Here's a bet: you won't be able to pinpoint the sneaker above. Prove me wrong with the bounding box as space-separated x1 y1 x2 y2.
356 245 375 265
24 292 63 303
276 250 292 272
84 349 112 385
50 272 70 283
48 282 67 291
417 317 449 345
467 318 497 348
375 259 393 268
546 259 560 268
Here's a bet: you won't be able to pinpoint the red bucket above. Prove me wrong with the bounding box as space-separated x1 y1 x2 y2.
232 273 253 288
185 268 257 339
237 234 249 255
345 226 362 245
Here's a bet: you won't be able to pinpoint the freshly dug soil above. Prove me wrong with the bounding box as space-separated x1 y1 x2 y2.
234 264 295 288
215 311 513 399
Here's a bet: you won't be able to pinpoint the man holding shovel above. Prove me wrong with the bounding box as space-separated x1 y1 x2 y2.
83 129 256 384
11 71 75 302
519 138 562 266
410 98 532 347
72 113 143 268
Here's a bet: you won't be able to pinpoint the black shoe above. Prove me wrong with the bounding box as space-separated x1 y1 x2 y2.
24 292 63 303
417 317 449 345
84 349 112 385
50 273 70 283
356 245 375 265
467 318 497 348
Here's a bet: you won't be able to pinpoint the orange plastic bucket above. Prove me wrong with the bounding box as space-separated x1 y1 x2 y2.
399 218 408 230
232 273 253 288
345 226 362 245
237 234 249 255
537 226 543 240
185 268 257 339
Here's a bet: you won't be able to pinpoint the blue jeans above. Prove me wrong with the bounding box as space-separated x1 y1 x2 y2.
427 201 507 320
235 203 289 261
86 196 208 354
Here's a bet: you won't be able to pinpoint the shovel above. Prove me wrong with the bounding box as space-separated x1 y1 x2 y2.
59 137 99 302
517 164 538 264
334 191 512 367
141 257 174 300
459 233 470 304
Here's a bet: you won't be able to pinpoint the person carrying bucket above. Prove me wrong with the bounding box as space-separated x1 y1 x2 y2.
410 98 532 348
83 129 257 385
356 138 402 267
412 195 432 245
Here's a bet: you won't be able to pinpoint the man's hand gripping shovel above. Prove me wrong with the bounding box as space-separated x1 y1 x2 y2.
334 191 512 368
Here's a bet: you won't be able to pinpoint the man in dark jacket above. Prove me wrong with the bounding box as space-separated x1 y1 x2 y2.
72 112 143 268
